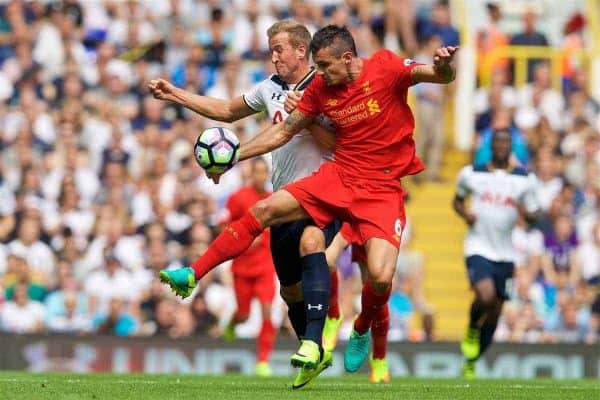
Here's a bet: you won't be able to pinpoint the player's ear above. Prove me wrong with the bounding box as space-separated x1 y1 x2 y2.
341 51 352 65
296 44 307 60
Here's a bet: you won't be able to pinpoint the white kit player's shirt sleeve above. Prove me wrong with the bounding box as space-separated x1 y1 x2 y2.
455 165 473 199
242 82 267 113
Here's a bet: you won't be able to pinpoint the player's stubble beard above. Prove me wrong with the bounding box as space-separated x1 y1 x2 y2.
345 58 363 83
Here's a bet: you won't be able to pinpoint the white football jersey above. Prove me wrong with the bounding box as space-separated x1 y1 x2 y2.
456 164 540 262
243 69 332 190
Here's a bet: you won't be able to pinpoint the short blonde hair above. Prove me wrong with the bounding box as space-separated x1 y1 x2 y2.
267 20 311 56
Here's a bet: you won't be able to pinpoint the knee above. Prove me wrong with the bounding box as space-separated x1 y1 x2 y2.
299 227 325 256
476 289 498 308
368 262 395 292
252 200 276 226
368 270 393 293
280 282 303 303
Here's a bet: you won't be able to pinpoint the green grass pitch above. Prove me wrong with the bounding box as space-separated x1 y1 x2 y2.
0 372 598 399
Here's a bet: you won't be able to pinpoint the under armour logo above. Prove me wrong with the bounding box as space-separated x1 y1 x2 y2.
307 304 323 310
271 93 283 101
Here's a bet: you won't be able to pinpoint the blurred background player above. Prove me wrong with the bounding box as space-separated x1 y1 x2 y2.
150 20 338 388
219 158 276 377
453 129 540 378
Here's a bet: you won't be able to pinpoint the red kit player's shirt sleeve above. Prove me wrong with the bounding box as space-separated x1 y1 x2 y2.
296 77 323 118
374 49 423 90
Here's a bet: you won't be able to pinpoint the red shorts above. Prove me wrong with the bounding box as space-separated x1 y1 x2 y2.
233 272 276 318
340 222 367 264
284 162 406 248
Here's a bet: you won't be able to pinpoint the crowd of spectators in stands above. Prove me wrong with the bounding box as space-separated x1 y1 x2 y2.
0 0 597 344
473 2 599 344
0 0 430 341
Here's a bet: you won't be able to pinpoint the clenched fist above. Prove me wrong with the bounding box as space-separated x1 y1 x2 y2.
433 46 459 67
148 78 178 102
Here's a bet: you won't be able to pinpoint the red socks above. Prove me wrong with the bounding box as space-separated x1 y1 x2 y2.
327 270 340 319
191 212 263 280
354 281 391 335
371 304 390 359
257 319 276 362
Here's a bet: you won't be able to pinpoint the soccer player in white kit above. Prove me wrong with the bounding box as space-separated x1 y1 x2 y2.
149 20 337 389
453 129 540 378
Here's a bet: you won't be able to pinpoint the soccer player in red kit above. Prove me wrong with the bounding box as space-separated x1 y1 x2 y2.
221 158 277 377
160 25 457 372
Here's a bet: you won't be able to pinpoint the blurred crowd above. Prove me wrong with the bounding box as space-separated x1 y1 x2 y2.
470 3 600 344
0 0 597 345
0 0 436 341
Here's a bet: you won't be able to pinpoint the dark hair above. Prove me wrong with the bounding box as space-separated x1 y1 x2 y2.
310 25 357 57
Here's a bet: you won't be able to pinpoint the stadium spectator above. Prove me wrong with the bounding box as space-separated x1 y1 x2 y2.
8 216 55 285
93 297 138 337
419 0 459 47
1 282 45 334
46 290 93 334
510 9 549 82
476 2 509 77
516 62 564 131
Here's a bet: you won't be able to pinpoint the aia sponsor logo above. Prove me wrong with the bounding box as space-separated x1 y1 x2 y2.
479 192 517 207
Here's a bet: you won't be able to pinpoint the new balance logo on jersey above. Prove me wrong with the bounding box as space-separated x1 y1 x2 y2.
362 81 371 93
307 304 323 311
367 98 381 115
271 93 283 101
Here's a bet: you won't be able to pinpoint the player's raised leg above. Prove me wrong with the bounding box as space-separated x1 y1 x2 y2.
345 238 398 372
160 190 308 297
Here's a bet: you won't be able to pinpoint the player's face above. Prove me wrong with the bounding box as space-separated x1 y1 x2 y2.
313 47 352 86
269 32 305 82
491 131 511 162
251 162 270 190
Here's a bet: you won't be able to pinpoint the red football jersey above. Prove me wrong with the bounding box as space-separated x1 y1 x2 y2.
297 49 425 180
223 187 274 277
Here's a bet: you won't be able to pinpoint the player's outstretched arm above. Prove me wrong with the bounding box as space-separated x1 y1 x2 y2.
148 78 255 122
238 109 315 162
411 46 458 84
